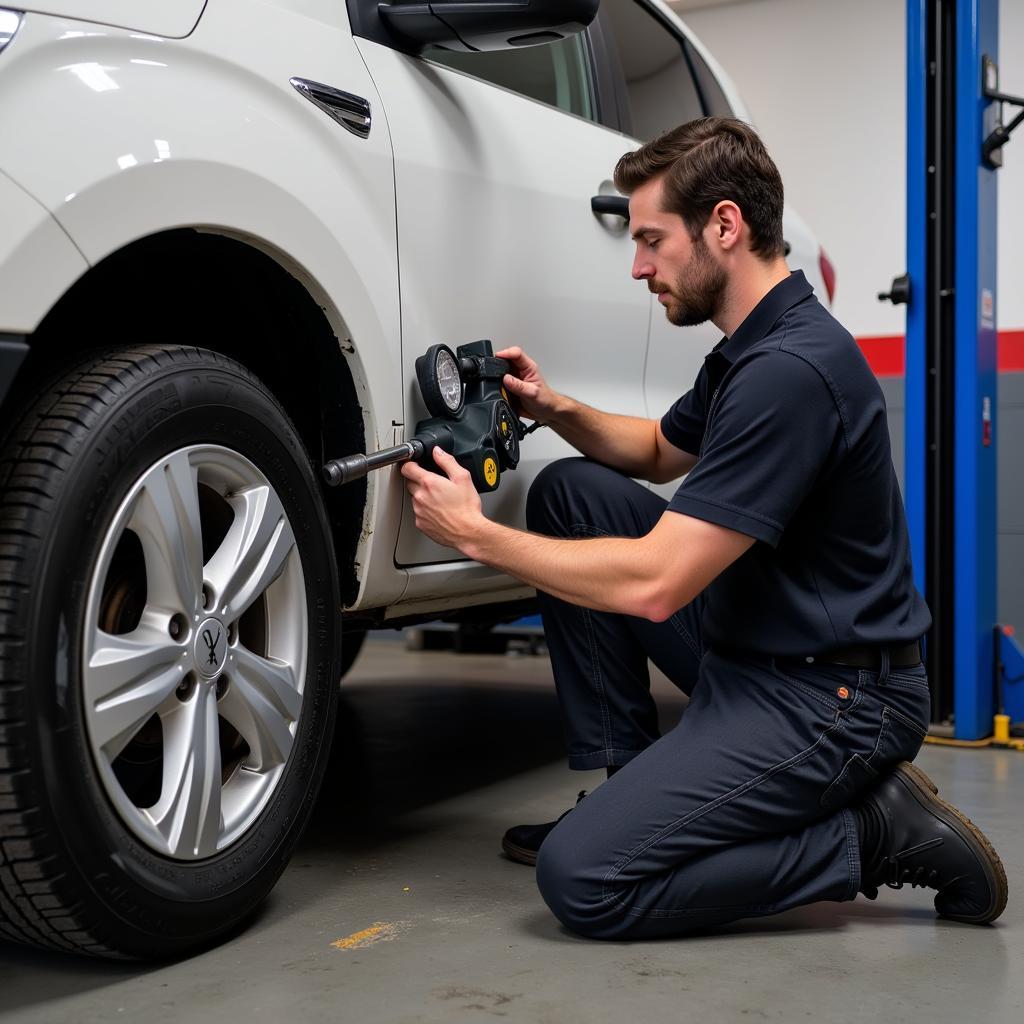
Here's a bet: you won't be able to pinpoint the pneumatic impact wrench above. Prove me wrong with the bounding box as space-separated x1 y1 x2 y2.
323 340 532 493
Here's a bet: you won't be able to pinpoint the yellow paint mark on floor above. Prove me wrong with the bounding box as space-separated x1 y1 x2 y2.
330 921 408 951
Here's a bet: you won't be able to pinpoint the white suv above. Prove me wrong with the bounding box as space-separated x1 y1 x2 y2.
0 0 833 958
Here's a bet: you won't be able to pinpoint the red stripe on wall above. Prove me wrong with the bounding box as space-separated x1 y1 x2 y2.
855 330 1024 377
856 335 905 377
1000 330 1024 371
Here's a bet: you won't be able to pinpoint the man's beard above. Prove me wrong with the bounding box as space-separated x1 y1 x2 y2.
658 235 727 328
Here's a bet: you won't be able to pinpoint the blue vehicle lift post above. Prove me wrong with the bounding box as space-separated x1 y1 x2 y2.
899 0 1024 738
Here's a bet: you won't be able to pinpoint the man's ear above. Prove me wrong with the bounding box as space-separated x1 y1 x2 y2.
709 200 742 252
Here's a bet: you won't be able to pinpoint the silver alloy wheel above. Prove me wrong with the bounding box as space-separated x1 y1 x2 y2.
82 445 308 860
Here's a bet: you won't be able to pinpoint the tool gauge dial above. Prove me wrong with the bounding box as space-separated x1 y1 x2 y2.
416 344 465 418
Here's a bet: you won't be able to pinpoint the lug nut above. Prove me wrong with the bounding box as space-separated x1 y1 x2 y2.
176 672 197 702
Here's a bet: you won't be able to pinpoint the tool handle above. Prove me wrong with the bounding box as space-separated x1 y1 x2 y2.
323 440 424 486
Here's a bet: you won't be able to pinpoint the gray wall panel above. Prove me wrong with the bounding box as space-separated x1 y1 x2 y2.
880 371 1024 631
999 372 1024 629
998 534 1024 638
998 374 1024 532
879 377 905 490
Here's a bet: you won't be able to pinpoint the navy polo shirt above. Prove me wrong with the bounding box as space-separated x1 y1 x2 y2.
661 270 931 657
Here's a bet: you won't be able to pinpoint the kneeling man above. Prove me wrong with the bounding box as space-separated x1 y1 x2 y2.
401 117 1007 938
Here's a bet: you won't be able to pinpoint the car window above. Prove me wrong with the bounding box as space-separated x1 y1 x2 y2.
601 0 703 140
423 35 595 120
683 37 733 118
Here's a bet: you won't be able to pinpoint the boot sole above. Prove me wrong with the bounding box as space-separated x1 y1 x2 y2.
501 837 538 866
894 760 1008 925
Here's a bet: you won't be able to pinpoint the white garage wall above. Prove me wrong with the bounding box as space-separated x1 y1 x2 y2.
673 0 1024 337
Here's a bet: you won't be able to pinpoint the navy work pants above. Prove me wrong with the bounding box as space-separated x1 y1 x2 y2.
526 459 931 940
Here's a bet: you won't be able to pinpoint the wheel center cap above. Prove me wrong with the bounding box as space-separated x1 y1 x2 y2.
194 617 227 678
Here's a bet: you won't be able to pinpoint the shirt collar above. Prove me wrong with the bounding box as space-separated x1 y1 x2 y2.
718 270 815 363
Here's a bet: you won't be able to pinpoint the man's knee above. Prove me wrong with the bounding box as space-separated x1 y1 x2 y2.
525 457 621 534
538 830 709 941
535 830 594 936
525 457 593 531
535 825 619 940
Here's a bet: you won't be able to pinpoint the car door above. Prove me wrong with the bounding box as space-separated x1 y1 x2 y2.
351 24 652 583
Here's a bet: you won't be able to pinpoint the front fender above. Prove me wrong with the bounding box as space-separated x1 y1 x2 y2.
0 2 408 608
0 167 88 334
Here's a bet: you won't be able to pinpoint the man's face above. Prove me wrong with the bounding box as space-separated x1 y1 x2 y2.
628 176 727 328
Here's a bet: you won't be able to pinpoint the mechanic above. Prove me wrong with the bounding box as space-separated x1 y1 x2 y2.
400 117 1007 938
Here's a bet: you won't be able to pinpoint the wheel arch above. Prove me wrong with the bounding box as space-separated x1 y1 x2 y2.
19 229 370 604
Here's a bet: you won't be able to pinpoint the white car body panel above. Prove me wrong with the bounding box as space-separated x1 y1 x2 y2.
0 2 411 609
0 0 833 622
17 2 207 38
0 168 88 332
355 40 653 595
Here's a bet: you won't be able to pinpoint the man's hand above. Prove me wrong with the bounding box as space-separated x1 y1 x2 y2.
495 346 560 423
400 447 485 551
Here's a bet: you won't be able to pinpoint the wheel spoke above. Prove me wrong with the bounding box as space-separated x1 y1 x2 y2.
85 625 183 759
128 450 204 617
220 645 301 770
205 485 295 624
151 687 223 858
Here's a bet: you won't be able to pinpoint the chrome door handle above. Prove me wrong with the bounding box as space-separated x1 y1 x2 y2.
290 78 372 139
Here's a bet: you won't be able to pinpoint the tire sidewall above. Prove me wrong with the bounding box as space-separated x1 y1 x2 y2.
27 352 339 953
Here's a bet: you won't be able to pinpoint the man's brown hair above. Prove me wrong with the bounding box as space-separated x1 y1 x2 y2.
614 117 785 260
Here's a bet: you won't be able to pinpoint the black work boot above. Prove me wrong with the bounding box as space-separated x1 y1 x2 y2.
502 791 586 866
855 761 1008 924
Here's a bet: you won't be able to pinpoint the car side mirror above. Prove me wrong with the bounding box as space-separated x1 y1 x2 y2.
377 0 599 53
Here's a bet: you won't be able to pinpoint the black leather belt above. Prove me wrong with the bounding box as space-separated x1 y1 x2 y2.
811 642 922 670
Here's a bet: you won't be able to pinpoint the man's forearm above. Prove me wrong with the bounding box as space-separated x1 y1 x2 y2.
545 394 660 480
464 517 665 618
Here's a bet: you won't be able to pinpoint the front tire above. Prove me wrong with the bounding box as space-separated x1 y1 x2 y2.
0 346 339 958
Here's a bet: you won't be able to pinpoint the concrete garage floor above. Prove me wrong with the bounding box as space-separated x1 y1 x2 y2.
1 636 1022 1024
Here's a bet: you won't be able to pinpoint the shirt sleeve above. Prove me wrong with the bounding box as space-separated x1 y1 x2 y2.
659 365 709 455
667 352 843 546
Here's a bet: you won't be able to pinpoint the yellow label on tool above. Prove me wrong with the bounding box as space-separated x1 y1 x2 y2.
483 457 498 487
